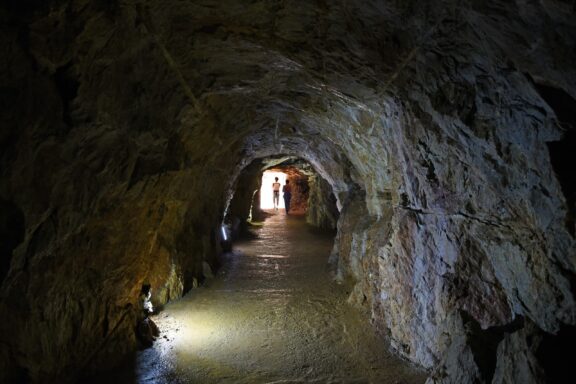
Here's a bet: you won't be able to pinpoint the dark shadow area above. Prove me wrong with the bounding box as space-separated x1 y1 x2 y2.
53 62 79 130
461 311 524 384
1 0 54 15
81 353 139 384
532 83 576 236
537 324 576 384
2 364 30 384
0 199 25 283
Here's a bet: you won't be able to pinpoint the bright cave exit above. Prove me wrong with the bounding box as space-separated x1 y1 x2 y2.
260 170 287 209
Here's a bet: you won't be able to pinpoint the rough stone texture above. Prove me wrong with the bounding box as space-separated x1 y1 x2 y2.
425 312 483 384
0 0 575 382
491 322 546 384
226 158 263 234
284 173 309 214
306 174 339 231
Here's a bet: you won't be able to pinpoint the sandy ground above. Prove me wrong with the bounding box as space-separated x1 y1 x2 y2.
90 211 427 383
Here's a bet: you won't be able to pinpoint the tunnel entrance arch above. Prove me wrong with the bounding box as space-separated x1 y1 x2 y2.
261 170 287 210
224 155 340 240
260 166 312 215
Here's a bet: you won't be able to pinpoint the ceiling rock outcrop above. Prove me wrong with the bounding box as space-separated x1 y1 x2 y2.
0 0 575 383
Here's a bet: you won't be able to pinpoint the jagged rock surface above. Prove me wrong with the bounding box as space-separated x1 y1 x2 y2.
0 0 575 383
306 174 339 231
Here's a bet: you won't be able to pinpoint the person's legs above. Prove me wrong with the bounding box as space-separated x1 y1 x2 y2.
273 191 279 209
284 193 291 213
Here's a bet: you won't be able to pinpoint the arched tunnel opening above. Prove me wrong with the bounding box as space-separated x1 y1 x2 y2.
259 170 288 210
225 156 339 239
1 1 576 383
117 154 413 383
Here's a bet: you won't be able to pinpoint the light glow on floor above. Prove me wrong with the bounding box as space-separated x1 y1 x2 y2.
260 171 287 209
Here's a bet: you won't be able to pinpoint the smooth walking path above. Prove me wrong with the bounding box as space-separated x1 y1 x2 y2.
95 212 426 383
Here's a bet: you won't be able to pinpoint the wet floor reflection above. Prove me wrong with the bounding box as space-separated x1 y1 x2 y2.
88 212 426 383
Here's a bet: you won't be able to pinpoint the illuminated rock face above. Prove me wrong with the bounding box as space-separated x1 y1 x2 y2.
0 0 574 382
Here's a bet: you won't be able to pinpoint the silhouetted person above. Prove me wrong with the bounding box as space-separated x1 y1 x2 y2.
137 284 160 347
272 177 281 211
283 179 292 214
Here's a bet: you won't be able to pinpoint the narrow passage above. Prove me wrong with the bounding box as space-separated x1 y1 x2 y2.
117 213 426 383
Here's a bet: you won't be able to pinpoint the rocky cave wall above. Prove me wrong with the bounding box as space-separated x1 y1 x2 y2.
323 2 576 382
226 159 263 236
0 1 250 381
285 171 309 213
306 174 339 231
0 0 575 383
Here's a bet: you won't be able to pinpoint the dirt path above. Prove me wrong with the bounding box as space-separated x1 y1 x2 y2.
97 212 426 383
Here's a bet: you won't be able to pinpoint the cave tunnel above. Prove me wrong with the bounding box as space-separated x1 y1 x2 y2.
226 156 338 228
1 1 575 383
